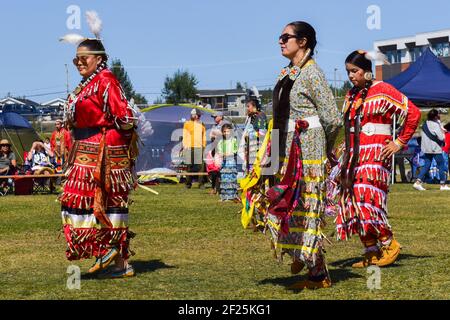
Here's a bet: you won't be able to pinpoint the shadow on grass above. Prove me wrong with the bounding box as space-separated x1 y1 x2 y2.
258 268 362 292
132 259 177 274
81 259 176 280
329 253 433 268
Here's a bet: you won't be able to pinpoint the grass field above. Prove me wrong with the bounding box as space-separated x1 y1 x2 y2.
0 183 449 300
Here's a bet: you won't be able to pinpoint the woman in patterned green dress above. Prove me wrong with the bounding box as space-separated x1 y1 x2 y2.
267 21 342 289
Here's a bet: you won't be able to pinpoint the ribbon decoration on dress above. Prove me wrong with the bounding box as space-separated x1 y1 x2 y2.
265 119 309 235
93 127 113 228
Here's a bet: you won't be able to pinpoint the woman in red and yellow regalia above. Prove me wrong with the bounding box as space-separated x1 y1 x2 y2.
60 38 138 278
334 50 420 268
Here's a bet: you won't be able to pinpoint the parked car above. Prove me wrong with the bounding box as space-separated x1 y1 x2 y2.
41 106 62 114
2 104 43 120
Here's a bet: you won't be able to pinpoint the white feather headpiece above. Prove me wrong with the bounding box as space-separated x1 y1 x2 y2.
60 10 103 44
59 33 86 44
359 50 390 65
85 11 102 39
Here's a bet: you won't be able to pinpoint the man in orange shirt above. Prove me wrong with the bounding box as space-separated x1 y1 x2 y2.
182 109 206 188
50 119 73 170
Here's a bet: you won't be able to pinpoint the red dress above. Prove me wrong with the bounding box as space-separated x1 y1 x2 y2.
60 68 137 261
50 128 73 170
336 82 420 241
443 132 450 154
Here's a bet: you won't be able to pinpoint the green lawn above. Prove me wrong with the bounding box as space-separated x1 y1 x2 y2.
0 183 449 300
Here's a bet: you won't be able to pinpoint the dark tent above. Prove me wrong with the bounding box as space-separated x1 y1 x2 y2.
136 105 217 172
0 112 40 164
386 48 450 106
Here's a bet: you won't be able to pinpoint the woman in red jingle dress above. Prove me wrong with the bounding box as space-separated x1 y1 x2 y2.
332 50 420 268
60 39 138 278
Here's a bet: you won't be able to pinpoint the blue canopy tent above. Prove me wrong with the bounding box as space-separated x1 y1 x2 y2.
0 112 40 164
386 48 450 106
136 105 217 173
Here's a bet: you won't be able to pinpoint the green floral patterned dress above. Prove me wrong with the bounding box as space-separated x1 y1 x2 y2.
268 60 342 276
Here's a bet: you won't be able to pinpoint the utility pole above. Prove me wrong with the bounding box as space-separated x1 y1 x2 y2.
334 68 338 97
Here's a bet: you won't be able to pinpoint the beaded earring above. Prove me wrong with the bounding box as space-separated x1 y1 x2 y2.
364 72 374 81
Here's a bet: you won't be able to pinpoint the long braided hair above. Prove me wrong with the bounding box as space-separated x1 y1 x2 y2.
340 50 373 192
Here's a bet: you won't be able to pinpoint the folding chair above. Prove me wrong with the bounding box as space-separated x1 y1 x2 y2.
23 151 56 194
32 167 56 194
0 166 18 196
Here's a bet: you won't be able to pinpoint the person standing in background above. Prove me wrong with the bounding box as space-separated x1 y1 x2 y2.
441 122 450 178
216 123 239 202
240 99 268 174
413 109 450 191
207 112 228 195
183 108 206 189
50 119 73 170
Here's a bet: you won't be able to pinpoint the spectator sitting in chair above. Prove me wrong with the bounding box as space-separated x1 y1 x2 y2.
0 139 17 194
0 139 17 176
27 140 55 175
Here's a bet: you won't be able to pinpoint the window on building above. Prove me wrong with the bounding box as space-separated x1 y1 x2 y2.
385 50 401 64
409 47 424 62
431 42 449 57
227 95 237 104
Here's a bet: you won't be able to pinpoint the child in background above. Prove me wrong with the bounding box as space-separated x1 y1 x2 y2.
44 138 51 153
216 124 239 202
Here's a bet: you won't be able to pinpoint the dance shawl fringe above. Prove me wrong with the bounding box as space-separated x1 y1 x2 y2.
266 120 309 235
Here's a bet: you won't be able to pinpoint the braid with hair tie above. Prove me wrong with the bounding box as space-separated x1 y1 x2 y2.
340 80 372 193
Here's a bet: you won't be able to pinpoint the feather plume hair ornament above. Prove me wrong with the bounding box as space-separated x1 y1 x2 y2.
59 33 86 44
363 50 390 65
85 10 103 40
59 10 103 44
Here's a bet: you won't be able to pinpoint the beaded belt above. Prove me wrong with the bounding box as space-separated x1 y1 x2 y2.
287 115 322 133
350 123 392 136
73 127 102 140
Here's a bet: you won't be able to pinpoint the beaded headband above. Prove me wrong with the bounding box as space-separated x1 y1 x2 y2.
76 50 107 55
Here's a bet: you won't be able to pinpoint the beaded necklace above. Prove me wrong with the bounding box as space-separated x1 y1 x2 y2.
64 61 107 124
277 49 312 82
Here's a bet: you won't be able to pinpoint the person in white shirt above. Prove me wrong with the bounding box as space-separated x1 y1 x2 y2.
413 109 450 191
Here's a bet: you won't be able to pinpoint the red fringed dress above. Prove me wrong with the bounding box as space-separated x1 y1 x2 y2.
50 128 73 171
336 82 420 241
60 68 137 261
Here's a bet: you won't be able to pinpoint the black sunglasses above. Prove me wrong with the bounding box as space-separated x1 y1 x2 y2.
72 55 94 66
279 33 298 44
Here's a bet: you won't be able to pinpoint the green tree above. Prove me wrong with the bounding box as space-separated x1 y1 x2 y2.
330 80 353 97
162 69 198 104
236 82 244 90
341 80 353 95
261 89 273 105
154 96 164 104
110 59 148 105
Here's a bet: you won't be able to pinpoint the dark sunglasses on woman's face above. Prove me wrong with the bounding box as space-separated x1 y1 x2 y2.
72 55 93 66
279 33 298 44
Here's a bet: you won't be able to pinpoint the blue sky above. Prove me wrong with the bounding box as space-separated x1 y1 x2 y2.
1 0 450 103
